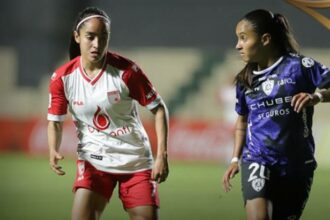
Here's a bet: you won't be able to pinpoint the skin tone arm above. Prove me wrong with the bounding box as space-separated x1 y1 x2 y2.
291 87 330 113
222 114 248 192
151 101 170 183
48 121 65 175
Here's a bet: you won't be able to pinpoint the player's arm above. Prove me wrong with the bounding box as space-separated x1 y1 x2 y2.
222 114 247 192
48 120 65 175
151 101 169 183
291 87 330 113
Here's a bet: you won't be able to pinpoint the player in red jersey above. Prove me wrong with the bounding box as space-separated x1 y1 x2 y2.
47 7 169 220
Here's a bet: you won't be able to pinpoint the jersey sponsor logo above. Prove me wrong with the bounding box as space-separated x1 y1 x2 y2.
109 125 132 137
73 100 84 106
302 57 315 68
261 79 274 95
277 77 296 86
93 106 111 130
258 108 290 120
90 154 103 160
249 96 292 111
107 90 120 104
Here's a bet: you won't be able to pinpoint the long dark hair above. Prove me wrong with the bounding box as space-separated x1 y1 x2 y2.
235 9 299 89
69 7 110 60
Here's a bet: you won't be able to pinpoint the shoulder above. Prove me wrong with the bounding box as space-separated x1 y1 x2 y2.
286 53 317 69
106 51 137 71
51 57 80 80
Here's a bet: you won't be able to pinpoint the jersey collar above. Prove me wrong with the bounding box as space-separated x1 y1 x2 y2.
253 56 284 75
79 55 107 85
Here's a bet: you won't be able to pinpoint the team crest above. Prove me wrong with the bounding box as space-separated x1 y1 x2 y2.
107 90 120 104
262 79 274 96
302 57 315 68
252 178 265 192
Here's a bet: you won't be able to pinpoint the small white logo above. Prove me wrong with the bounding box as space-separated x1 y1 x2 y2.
51 72 57 80
302 57 315 68
77 161 85 181
252 178 265 192
262 79 274 96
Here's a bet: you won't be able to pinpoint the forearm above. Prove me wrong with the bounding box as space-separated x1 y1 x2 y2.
47 121 63 153
153 102 169 158
232 115 247 159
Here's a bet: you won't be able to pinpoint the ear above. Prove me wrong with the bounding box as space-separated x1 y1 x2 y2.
261 33 271 46
74 31 80 44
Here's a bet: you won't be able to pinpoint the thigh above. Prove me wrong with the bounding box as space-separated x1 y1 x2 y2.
241 162 271 202
271 171 314 220
73 160 117 200
72 188 108 220
127 205 159 220
118 170 159 210
241 162 272 220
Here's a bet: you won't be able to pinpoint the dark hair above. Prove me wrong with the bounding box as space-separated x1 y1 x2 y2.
69 7 110 60
235 9 299 89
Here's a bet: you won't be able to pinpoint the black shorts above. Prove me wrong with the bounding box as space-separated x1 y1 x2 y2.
241 161 314 219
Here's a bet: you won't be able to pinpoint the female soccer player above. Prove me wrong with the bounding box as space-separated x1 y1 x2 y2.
222 9 330 220
47 7 169 220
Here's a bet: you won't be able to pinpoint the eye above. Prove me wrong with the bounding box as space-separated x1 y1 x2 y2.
85 35 94 41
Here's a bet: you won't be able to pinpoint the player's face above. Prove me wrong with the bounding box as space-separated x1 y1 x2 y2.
235 20 264 63
75 18 110 65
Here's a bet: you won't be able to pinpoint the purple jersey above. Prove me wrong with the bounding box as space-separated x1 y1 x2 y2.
235 54 330 172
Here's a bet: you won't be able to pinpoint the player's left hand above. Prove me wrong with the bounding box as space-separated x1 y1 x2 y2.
291 92 320 113
152 154 169 183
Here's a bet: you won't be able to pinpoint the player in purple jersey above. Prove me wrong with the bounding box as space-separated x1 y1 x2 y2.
222 9 330 220
48 7 169 220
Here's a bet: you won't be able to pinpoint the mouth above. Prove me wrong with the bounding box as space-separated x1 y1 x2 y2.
90 51 101 56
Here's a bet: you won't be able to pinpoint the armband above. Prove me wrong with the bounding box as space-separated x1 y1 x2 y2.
314 92 324 102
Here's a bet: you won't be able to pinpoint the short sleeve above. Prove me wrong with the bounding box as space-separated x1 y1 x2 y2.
301 57 330 89
122 65 161 110
47 73 68 121
235 83 249 115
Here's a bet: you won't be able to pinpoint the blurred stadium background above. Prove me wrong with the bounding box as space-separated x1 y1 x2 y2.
0 0 330 219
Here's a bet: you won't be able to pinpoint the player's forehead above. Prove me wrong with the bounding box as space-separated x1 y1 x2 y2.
236 19 255 36
79 18 110 34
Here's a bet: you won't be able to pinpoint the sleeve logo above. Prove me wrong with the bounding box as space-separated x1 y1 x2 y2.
302 57 315 67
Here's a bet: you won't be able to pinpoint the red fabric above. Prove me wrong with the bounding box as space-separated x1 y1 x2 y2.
73 160 159 208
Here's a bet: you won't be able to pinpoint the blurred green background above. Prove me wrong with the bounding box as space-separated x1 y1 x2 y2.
1 153 329 220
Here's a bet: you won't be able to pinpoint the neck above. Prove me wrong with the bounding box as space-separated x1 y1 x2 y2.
81 57 105 77
257 51 282 71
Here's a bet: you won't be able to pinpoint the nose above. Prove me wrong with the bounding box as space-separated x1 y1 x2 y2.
235 41 242 50
92 37 99 48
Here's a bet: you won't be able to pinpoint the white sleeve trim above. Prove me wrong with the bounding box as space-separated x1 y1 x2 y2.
146 95 162 110
47 114 66 121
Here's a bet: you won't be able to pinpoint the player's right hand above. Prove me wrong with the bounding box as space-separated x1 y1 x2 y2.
49 151 65 175
222 163 239 193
